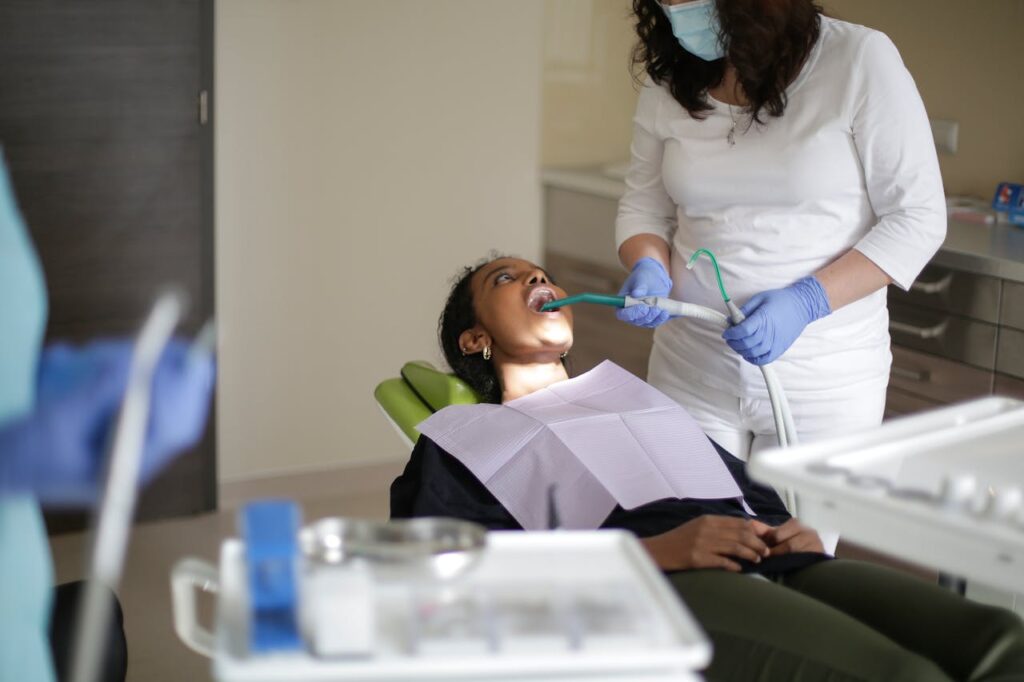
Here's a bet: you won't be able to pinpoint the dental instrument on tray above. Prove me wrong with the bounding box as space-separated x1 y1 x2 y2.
749 396 1024 592
171 505 710 681
541 249 798 454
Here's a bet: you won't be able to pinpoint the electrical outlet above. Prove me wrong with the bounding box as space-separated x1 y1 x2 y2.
930 118 959 155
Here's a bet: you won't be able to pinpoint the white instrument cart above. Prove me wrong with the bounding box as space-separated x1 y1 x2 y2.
172 529 710 682
749 396 1024 593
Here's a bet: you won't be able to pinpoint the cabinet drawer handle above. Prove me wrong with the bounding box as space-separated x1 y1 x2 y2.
910 272 954 295
889 318 949 340
558 268 621 293
891 365 931 382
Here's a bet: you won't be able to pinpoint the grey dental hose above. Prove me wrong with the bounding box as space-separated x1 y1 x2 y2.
624 294 799 513
624 295 799 451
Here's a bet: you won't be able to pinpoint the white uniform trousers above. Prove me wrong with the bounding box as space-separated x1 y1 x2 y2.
648 340 889 460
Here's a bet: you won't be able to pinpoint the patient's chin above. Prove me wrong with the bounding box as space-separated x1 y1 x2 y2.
537 325 572 349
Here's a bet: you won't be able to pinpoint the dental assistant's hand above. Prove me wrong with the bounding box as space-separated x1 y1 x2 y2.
641 515 772 572
617 257 673 328
763 519 825 556
0 338 215 506
145 340 216 476
722 276 832 366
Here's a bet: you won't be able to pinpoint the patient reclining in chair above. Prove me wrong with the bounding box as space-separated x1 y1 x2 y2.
390 256 1024 681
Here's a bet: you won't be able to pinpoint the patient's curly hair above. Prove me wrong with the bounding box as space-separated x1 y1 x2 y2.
631 0 822 125
439 256 504 404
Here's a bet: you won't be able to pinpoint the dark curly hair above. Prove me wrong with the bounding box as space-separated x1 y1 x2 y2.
438 257 504 404
631 0 822 125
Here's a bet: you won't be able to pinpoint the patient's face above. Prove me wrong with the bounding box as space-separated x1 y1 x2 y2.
469 258 573 360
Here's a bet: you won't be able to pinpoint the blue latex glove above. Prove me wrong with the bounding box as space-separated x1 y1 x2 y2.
145 339 216 478
0 338 215 506
722 276 832 366
616 257 673 328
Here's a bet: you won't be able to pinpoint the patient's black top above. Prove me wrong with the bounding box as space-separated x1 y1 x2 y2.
390 435 829 575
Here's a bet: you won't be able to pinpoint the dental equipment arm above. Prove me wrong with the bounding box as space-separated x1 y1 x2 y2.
71 293 217 682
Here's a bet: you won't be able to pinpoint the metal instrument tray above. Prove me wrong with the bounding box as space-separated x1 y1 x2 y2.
749 397 1024 591
203 530 709 681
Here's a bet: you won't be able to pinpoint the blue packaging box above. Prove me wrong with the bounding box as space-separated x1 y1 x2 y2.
993 182 1024 226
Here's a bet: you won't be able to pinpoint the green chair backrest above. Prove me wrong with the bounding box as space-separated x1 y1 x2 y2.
374 361 480 445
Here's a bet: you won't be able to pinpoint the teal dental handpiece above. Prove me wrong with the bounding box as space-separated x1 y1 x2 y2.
540 293 626 311
540 291 727 325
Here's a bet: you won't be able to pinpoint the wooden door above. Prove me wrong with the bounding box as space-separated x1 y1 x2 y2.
0 0 215 528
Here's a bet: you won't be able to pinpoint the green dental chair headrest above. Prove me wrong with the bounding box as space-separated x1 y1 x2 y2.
374 361 480 445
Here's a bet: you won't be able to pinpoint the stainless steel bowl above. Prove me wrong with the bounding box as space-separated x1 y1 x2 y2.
299 517 487 581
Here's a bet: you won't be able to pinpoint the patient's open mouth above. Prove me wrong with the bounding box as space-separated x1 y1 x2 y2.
527 287 557 313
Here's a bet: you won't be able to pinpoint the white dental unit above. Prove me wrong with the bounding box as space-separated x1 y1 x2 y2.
172 514 710 681
749 396 1024 597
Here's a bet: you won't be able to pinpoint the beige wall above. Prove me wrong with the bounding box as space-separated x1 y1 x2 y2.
824 0 1024 198
215 1 544 483
542 0 638 166
542 0 1024 198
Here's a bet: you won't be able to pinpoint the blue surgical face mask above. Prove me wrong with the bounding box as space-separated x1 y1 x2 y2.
660 0 725 62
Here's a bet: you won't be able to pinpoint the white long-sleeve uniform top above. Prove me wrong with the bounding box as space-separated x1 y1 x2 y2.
616 16 946 400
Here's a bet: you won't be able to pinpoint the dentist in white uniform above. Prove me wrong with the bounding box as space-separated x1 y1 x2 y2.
616 0 946 458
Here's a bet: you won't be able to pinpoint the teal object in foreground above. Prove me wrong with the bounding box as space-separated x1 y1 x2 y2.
540 293 626 311
0 153 55 682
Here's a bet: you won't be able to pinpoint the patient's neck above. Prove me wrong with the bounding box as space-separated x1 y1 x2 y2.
497 359 569 403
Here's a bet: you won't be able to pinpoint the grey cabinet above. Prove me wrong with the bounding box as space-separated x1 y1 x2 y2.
997 328 1024 380
545 188 622 271
885 345 992 418
995 372 1024 400
1001 282 1024 330
886 263 1024 419
893 264 1002 323
998 281 1024 386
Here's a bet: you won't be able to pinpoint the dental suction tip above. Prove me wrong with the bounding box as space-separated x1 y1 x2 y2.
540 293 627 311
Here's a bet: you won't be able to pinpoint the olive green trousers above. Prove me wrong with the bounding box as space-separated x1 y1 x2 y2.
668 560 1024 682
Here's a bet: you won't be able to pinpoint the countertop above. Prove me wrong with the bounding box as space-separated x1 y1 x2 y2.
542 166 1024 284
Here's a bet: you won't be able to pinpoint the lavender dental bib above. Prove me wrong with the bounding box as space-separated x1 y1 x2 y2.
417 361 750 530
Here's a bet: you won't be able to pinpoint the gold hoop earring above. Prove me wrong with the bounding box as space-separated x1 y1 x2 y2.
483 346 492 361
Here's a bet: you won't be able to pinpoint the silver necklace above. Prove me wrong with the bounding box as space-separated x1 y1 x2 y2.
726 102 739 147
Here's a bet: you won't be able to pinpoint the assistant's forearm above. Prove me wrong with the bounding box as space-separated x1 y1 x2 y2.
618 234 671 272
814 248 893 311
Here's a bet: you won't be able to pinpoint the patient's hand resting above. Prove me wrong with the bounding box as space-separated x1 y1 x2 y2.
641 516 823 572
641 516 772 572
763 519 825 557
